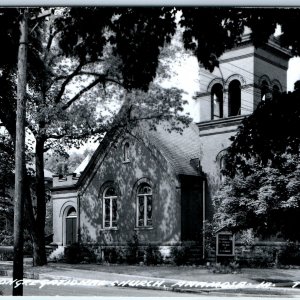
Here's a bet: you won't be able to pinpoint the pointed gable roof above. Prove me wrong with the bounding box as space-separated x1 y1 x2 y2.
77 120 202 189
144 121 201 176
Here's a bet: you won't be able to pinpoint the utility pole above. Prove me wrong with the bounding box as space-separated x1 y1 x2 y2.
13 8 28 296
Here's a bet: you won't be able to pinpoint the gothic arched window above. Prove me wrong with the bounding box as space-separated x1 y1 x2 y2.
228 80 241 116
211 83 223 120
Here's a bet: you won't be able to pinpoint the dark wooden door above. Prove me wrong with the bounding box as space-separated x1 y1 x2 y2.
66 217 76 245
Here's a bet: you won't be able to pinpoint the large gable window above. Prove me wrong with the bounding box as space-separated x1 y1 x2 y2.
103 186 118 228
136 183 152 227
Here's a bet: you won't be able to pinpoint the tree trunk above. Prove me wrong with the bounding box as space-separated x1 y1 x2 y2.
13 8 28 296
31 137 47 266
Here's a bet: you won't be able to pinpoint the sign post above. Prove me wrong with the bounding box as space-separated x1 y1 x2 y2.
216 230 235 264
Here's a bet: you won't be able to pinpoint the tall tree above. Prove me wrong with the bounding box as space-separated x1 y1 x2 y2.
0 7 185 266
214 88 300 240
13 8 28 295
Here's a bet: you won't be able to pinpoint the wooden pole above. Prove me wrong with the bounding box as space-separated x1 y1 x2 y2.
13 8 28 296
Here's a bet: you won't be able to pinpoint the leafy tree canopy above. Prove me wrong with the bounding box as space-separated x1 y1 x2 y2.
225 88 300 177
214 89 300 241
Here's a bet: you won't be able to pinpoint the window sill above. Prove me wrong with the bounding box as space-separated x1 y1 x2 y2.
134 226 153 231
100 227 118 231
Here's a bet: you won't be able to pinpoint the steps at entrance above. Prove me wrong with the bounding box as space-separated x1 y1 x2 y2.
45 244 59 257
48 245 65 261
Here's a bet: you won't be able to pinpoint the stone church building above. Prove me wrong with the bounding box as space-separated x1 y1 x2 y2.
51 34 291 262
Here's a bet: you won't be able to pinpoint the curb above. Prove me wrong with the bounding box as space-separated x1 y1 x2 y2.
1 269 300 296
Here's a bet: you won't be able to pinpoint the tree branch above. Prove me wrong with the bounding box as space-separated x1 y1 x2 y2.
46 133 65 140
62 77 103 110
26 123 38 137
78 72 124 87
54 62 84 104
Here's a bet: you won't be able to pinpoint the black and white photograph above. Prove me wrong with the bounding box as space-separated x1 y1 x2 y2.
0 3 300 298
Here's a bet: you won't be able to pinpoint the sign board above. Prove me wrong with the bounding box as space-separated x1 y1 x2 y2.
216 231 235 256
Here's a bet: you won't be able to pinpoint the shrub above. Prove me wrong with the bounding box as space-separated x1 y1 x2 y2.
209 261 240 274
23 239 33 256
103 247 125 264
145 244 162 265
278 242 300 265
170 245 190 266
0 231 13 246
0 247 13 261
64 243 96 264
125 233 139 264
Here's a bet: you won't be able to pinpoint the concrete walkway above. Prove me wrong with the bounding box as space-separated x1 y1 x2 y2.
1 261 300 296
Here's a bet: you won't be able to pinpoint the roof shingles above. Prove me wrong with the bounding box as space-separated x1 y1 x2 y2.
145 122 201 176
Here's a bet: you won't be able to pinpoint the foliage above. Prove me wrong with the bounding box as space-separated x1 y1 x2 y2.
239 229 255 247
0 132 14 237
45 148 94 175
102 247 125 264
0 230 13 246
214 154 300 240
170 245 191 266
23 239 33 256
225 91 300 177
125 233 140 265
278 241 300 266
64 243 96 264
145 244 163 265
215 90 300 241
204 222 217 258
210 261 240 273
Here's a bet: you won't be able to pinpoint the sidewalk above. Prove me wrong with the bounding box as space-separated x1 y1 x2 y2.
1 261 300 296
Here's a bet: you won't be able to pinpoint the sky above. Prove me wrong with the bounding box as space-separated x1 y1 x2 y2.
287 57 300 91
160 47 300 121
73 49 300 154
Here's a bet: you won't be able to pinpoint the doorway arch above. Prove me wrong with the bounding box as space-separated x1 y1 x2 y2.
65 206 77 245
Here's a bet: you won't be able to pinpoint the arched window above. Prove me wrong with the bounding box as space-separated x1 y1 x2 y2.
123 142 130 162
136 183 152 227
272 84 280 99
219 156 226 183
211 83 223 119
216 149 227 183
228 80 241 116
103 187 118 228
261 80 269 101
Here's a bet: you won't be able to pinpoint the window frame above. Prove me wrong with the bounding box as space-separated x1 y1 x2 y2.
211 83 223 120
216 149 228 183
228 79 241 116
136 183 153 228
103 186 118 229
123 141 130 162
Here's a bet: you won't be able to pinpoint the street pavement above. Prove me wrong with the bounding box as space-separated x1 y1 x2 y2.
0 261 300 297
